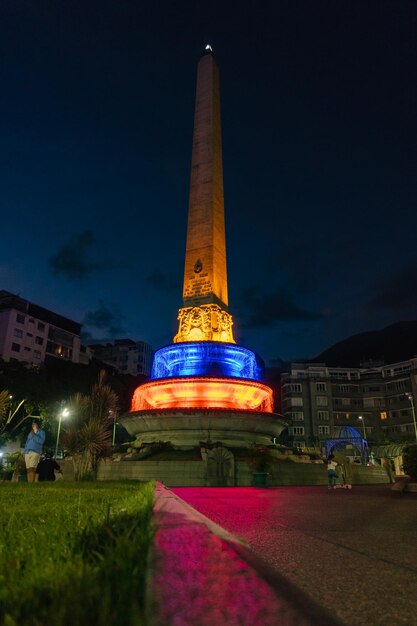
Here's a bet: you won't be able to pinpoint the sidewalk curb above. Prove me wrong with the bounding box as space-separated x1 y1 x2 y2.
145 483 342 626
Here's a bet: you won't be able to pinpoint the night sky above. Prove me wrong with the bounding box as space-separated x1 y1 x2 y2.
1 1 416 365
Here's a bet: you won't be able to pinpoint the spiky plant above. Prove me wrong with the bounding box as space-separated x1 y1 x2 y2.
62 372 119 480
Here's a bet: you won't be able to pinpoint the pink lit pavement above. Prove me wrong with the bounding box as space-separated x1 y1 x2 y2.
146 484 340 626
169 485 417 626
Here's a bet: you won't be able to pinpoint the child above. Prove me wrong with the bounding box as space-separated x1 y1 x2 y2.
327 454 340 489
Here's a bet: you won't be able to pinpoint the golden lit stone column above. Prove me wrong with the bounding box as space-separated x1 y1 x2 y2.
174 46 235 344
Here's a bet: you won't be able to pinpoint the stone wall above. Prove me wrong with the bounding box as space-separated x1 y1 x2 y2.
264 461 388 486
93 458 389 487
350 463 390 485
97 459 206 486
59 456 390 486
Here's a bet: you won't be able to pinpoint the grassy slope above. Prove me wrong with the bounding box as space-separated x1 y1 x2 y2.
0 481 154 626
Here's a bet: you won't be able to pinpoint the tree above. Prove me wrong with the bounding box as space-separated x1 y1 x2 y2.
62 371 119 480
0 390 27 441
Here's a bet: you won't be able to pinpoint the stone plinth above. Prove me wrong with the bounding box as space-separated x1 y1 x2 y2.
120 408 286 448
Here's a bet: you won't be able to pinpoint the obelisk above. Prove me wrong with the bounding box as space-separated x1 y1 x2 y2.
174 45 235 344
123 46 284 460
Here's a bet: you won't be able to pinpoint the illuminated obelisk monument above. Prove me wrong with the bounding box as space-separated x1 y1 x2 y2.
174 45 234 344
121 47 286 483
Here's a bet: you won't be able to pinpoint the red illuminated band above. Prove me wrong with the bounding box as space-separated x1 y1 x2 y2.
131 377 273 413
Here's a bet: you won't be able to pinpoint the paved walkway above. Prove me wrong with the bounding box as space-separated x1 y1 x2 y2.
148 484 340 626
173 485 417 626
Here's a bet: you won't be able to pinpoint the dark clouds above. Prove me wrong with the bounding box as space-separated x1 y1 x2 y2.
146 269 178 293
366 264 417 313
49 231 111 280
0 2 415 363
239 286 324 329
83 303 125 337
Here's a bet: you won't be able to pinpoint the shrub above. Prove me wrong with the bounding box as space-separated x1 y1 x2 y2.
0 451 22 479
247 445 271 472
403 445 417 481
63 371 118 480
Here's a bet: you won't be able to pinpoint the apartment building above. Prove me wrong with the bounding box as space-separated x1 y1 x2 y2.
0 290 83 365
281 359 417 449
88 339 154 376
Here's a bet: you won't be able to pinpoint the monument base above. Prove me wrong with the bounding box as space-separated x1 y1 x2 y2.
120 408 287 449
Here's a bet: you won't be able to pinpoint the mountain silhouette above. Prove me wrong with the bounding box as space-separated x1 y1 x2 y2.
312 321 417 367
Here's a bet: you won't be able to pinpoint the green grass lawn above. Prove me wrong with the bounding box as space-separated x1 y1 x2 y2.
0 481 154 626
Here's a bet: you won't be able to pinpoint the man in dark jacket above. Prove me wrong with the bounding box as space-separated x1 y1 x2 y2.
36 450 63 482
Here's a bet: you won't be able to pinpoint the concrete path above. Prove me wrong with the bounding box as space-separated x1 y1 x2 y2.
173 485 417 626
147 484 340 626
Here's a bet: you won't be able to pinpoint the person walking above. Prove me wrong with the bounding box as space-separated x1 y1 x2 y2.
24 420 46 483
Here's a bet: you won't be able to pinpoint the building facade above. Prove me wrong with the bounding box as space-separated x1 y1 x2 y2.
0 290 82 365
281 359 417 449
88 339 154 376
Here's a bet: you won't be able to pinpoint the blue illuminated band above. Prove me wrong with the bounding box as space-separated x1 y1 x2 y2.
151 342 264 381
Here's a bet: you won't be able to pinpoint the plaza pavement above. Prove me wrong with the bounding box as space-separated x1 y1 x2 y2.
171 485 417 626
148 483 341 626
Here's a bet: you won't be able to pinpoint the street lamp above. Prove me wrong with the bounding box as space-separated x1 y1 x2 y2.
55 408 69 459
405 392 417 445
358 415 369 465
109 410 118 447
358 415 367 439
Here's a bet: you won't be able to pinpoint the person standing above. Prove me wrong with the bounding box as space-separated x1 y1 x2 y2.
334 451 353 489
381 457 394 484
327 454 340 489
24 420 46 483
342 455 353 489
